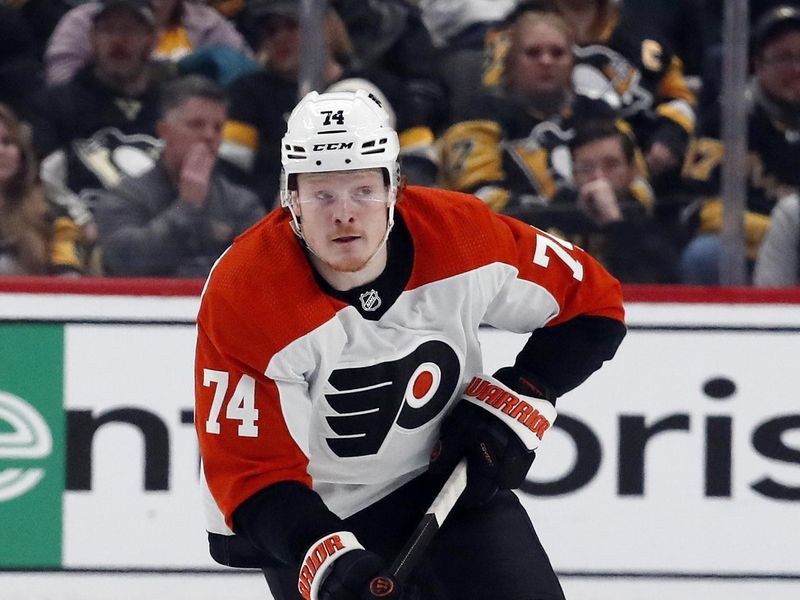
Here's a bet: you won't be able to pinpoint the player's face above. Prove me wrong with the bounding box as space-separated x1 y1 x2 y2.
158 97 226 168
0 120 21 189
756 30 800 105
508 22 574 98
572 136 636 193
294 169 390 279
92 10 156 83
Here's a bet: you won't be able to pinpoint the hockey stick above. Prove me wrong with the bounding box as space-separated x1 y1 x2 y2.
389 458 468 584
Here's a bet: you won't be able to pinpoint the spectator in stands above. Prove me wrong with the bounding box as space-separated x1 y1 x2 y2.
415 0 518 130
32 0 165 244
617 0 709 81
439 9 616 214
93 76 264 277
564 120 681 283
701 0 788 113
332 0 448 168
485 0 697 195
8 0 76 61
218 0 356 207
0 3 46 124
45 0 252 86
754 191 800 287
220 0 439 206
681 5 800 285
332 0 422 70
0 103 88 276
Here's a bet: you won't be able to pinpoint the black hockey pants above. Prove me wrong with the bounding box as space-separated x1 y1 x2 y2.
262 470 566 600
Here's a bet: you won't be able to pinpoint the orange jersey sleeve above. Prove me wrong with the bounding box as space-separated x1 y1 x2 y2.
195 210 346 527
399 186 625 327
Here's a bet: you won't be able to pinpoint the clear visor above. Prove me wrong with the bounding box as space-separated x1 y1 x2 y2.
292 182 390 207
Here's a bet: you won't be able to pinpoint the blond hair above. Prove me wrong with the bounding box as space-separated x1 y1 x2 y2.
502 11 576 86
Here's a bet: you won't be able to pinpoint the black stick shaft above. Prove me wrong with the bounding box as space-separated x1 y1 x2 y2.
390 459 468 583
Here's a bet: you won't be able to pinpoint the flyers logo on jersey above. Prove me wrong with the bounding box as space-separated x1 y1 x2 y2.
324 340 462 457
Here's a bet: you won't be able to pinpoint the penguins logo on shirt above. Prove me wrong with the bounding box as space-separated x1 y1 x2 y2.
323 339 462 458
573 44 654 119
72 127 163 189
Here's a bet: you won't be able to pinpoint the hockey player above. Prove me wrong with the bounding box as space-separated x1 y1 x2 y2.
195 89 626 599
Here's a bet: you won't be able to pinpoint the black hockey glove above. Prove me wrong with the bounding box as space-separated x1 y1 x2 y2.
298 531 402 600
429 370 557 507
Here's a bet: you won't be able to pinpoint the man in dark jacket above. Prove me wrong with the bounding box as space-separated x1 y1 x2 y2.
94 75 264 277
564 119 681 283
31 0 165 239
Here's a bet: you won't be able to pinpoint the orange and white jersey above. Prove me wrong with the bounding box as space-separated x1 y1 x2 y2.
195 185 624 534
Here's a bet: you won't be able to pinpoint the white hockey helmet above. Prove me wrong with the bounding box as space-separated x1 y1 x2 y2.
324 78 397 129
280 89 401 210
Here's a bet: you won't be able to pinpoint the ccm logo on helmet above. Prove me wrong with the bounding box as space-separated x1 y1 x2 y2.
312 142 354 151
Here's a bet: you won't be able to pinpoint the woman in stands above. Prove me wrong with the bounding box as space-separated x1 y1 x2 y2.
0 104 87 276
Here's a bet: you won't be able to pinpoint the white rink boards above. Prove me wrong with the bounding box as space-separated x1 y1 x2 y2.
1 287 798 599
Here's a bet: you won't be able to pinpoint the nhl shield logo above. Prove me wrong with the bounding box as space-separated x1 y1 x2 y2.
359 289 381 312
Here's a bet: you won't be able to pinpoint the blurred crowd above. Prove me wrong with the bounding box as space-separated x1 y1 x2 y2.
1 0 798 286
